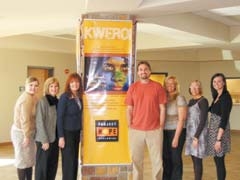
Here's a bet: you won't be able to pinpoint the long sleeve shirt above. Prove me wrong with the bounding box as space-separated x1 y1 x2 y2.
209 91 232 130
35 95 58 143
13 92 38 138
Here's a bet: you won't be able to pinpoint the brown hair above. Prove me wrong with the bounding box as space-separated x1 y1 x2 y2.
64 72 83 98
137 61 151 71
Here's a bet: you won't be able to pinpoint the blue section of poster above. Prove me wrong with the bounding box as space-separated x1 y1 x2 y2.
84 56 131 92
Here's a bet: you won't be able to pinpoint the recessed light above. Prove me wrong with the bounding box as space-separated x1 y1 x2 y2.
210 6 240 16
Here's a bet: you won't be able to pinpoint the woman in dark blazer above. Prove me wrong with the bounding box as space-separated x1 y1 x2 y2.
57 73 83 180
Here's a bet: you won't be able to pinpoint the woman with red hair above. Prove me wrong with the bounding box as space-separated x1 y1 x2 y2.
57 72 83 180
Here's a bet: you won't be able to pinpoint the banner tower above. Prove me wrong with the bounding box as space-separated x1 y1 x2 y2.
77 13 136 179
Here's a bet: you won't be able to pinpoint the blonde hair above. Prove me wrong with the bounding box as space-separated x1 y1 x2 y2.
189 80 203 95
25 76 39 85
43 77 59 96
164 76 179 101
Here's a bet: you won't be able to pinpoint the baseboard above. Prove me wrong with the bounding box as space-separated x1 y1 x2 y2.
0 142 12 146
231 130 240 134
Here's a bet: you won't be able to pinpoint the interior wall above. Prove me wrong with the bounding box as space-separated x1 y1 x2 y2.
1 49 239 142
137 60 240 130
199 60 240 130
146 60 200 100
0 48 76 143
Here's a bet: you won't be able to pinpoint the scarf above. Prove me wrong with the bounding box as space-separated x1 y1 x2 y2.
46 94 58 109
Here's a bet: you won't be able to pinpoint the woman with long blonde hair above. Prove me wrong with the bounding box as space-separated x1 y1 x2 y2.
163 76 187 180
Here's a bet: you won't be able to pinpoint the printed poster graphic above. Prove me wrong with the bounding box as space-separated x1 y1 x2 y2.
84 56 130 92
95 120 119 142
81 19 134 164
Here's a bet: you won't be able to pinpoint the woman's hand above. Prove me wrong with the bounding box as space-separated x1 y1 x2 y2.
172 137 179 148
214 141 222 153
42 143 49 151
22 137 30 147
58 137 65 149
192 138 198 148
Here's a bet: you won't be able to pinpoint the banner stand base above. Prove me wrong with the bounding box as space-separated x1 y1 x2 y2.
81 164 132 180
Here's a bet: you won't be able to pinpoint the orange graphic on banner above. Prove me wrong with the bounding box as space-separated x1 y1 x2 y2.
96 127 118 136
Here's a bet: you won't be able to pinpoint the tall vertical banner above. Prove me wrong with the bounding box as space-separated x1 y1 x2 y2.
81 17 135 164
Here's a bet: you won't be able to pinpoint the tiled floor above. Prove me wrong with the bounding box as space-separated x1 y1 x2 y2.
0 131 239 180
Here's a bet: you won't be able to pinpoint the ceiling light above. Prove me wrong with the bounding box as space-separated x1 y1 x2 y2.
222 50 233 60
139 0 192 8
210 6 240 16
234 61 240 72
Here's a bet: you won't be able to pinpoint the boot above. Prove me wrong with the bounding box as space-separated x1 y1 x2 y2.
25 167 33 180
17 168 26 180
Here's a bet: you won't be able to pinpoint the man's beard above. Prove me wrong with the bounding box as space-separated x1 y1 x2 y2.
140 74 149 80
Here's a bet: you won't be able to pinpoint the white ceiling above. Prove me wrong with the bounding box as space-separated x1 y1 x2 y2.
1 0 240 60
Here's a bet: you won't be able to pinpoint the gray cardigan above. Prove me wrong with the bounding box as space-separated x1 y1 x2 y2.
35 96 57 143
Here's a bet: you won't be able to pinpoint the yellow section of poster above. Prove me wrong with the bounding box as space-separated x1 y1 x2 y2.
82 93 131 164
82 20 132 54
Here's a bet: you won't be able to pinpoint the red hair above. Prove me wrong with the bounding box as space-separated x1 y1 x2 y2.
64 72 83 98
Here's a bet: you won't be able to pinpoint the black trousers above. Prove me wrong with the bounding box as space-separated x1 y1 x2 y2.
163 129 186 180
17 167 32 180
61 130 80 180
35 140 59 180
191 156 203 180
214 155 226 180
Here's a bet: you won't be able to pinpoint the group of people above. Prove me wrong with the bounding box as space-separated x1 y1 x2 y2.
10 60 232 180
126 61 232 180
11 73 83 180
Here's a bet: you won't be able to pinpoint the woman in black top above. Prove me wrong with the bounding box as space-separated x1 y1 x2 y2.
185 80 208 180
207 73 232 180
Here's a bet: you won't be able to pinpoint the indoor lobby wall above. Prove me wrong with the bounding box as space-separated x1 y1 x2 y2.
0 48 76 143
137 59 240 130
200 60 240 130
1 51 239 143
139 60 201 101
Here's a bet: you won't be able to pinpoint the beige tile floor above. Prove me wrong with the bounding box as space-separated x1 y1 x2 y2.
0 131 239 180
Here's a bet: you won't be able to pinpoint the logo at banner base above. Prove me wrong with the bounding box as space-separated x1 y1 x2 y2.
95 120 119 142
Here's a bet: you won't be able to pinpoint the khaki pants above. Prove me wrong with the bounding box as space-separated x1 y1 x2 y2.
129 128 163 180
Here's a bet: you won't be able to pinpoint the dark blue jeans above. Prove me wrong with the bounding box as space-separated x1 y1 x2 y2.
163 129 186 180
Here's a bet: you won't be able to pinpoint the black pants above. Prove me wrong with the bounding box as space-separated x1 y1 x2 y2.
163 129 186 180
17 167 32 180
191 156 203 180
35 140 59 180
214 155 226 180
61 130 80 180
